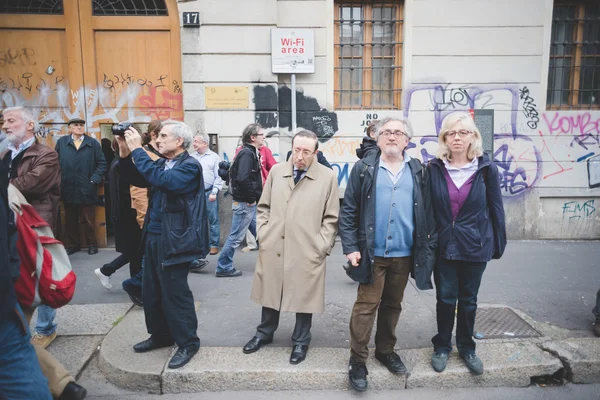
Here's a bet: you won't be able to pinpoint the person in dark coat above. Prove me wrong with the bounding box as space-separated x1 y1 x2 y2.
428 112 506 376
55 118 107 255
339 117 437 392
117 120 208 370
94 140 142 290
355 120 379 160
0 132 52 400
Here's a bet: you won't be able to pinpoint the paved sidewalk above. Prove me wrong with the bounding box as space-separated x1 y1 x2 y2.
36 240 600 395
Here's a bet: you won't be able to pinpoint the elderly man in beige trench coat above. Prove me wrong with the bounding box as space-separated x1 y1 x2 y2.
243 130 340 365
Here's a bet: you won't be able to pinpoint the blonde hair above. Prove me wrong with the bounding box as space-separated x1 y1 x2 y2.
437 112 483 161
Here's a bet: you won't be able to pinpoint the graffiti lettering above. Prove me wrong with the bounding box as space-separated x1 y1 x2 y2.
519 86 539 129
543 112 600 137
102 73 173 91
562 200 596 219
0 48 36 68
138 86 183 120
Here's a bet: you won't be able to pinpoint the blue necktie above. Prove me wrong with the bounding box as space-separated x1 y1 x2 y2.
294 170 304 185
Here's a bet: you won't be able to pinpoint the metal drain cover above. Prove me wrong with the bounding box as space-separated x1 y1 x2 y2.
474 307 542 339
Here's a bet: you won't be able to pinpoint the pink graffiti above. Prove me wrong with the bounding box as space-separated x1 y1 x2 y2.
138 87 183 120
537 130 573 179
543 112 600 136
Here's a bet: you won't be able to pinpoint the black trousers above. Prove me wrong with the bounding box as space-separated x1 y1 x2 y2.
143 233 200 350
255 307 312 346
432 258 487 356
100 252 142 278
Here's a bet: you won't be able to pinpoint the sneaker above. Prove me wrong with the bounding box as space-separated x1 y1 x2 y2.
241 246 258 253
94 268 112 289
431 352 449 372
594 318 600 337
460 353 484 375
190 259 209 273
31 331 57 349
215 268 242 277
348 358 368 392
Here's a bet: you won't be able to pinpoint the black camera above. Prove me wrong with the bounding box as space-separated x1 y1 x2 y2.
111 122 134 136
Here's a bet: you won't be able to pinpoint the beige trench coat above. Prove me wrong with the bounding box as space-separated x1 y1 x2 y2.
250 157 340 314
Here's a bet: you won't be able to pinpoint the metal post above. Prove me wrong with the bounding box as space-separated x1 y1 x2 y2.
291 73 297 133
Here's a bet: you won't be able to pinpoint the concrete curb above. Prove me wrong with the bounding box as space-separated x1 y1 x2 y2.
97 307 581 394
539 338 600 383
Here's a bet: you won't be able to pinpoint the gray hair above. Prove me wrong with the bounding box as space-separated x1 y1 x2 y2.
161 120 193 149
194 133 210 144
375 116 413 140
2 106 39 133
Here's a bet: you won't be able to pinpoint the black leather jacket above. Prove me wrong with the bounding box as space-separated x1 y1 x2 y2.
339 152 437 290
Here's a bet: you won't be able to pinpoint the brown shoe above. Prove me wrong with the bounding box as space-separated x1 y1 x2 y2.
209 247 219 255
594 319 600 337
31 331 57 349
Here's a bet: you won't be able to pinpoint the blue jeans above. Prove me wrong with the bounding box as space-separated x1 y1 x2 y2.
432 258 487 356
35 304 57 336
206 191 220 248
0 304 52 400
216 201 256 273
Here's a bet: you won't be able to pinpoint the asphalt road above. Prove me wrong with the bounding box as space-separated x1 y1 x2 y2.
67 240 600 348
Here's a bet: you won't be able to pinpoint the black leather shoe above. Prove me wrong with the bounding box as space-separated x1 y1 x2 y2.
123 286 143 307
58 382 87 400
289 344 308 364
168 346 199 369
349 358 368 392
190 258 209 273
215 268 242 277
88 245 98 255
66 247 80 256
243 336 272 354
375 351 407 374
133 337 174 353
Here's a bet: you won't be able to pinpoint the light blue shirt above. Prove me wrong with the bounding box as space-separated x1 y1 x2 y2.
7 136 35 160
191 149 223 194
379 153 411 184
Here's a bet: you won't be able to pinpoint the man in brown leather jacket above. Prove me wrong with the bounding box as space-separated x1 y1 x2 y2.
2 107 61 233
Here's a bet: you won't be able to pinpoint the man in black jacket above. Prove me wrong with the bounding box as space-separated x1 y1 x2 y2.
55 118 107 255
215 123 263 278
117 120 208 369
0 133 52 399
339 117 437 392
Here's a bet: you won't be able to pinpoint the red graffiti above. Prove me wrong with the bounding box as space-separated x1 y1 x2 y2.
537 130 573 179
138 87 183 120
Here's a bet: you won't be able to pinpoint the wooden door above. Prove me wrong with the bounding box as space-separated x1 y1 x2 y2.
0 0 183 247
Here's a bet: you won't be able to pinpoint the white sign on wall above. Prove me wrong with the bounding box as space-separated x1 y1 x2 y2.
271 28 315 74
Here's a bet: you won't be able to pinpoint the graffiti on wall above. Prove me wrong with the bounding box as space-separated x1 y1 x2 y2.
0 70 183 137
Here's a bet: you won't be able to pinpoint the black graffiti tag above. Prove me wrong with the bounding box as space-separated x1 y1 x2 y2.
0 48 36 68
519 86 539 130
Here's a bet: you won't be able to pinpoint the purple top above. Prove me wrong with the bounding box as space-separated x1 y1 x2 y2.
443 166 476 220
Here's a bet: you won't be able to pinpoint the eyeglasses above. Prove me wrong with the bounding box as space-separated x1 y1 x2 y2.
445 130 472 138
380 130 407 139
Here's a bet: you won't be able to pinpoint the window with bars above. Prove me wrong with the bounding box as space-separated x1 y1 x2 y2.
547 1 600 109
334 1 404 110
0 0 63 14
92 0 168 16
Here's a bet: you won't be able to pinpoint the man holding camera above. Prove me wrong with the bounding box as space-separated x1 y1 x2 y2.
55 118 107 255
116 120 208 369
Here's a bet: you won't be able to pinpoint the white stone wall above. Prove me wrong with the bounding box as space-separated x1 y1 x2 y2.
177 0 600 239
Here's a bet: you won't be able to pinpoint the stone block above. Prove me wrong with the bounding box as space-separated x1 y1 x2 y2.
47 336 102 378
405 342 562 389
98 307 173 394
162 347 406 393
540 338 600 383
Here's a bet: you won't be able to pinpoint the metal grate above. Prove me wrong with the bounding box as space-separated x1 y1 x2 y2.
474 307 542 340
334 1 404 110
547 2 600 110
92 0 168 16
0 0 63 14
